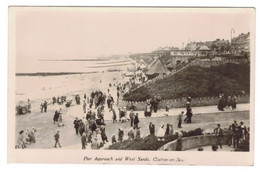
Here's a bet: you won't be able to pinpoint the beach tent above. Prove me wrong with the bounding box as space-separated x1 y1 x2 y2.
146 60 170 75
166 57 178 70
139 59 145 65
139 63 147 70
147 56 159 69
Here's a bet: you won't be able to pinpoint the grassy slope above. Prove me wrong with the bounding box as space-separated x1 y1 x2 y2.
124 63 250 101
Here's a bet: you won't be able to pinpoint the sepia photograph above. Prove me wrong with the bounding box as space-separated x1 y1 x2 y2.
8 7 255 165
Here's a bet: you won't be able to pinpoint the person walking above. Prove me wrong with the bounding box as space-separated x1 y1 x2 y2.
73 117 79 135
58 114 65 127
81 132 87 149
175 133 183 151
17 130 26 149
52 96 56 105
217 95 225 111
144 101 152 117
83 100 87 113
149 122 155 135
112 134 117 144
133 113 139 129
118 128 124 142
111 108 117 123
165 124 170 136
178 111 184 128
100 125 108 143
232 96 237 110
239 121 247 141
185 108 193 124
79 120 85 136
54 131 61 148
44 101 48 112
40 103 44 113
128 129 135 141
157 125 165 141
53 110 60 124
231 120 239 148
135 127 141 139
117 91 120 105
214 124 223 149
30 127 36 143
129 109 135 127
165 103 170 113
91 138 99 149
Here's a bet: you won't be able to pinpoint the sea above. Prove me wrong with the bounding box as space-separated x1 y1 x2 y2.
15 57 136 103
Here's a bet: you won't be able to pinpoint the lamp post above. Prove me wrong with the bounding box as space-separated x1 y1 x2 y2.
230 28 235 54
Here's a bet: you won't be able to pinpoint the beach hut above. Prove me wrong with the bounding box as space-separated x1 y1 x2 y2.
146 60 170 79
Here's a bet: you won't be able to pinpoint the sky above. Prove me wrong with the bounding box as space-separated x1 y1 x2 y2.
13 7 254 72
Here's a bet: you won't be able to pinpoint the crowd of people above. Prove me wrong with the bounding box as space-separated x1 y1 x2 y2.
16 76 249 152
226 120 249 148
73 114 109 149
144 95 162 117
218 94 237 111
71 90 112 149
16 127 37 149
52 96 67 105
196 120 250 152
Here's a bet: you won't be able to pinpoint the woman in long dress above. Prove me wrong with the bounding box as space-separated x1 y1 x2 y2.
157 125 165 141
144 100 152 117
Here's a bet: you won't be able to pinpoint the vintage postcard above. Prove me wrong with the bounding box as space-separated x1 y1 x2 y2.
8 7 255 165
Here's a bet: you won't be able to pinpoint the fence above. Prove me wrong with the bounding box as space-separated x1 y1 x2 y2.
190 58 249 68
158 134 230 151
119 94 249 111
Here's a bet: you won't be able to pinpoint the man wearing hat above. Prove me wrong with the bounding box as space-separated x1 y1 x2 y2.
129 109 135 127
54 131 61 148
214 124 223 149
118 128 124 142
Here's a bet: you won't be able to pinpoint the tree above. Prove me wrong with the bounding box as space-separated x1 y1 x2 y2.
225 44 231 52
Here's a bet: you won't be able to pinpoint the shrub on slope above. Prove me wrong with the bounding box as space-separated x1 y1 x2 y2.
108 128 203 150
123 63 249 101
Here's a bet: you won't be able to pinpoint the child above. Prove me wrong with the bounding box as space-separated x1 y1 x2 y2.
112 134 117 144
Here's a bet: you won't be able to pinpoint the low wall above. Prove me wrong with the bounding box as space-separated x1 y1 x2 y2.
119 94 249 111
191 58 249 68
159 134 230 151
